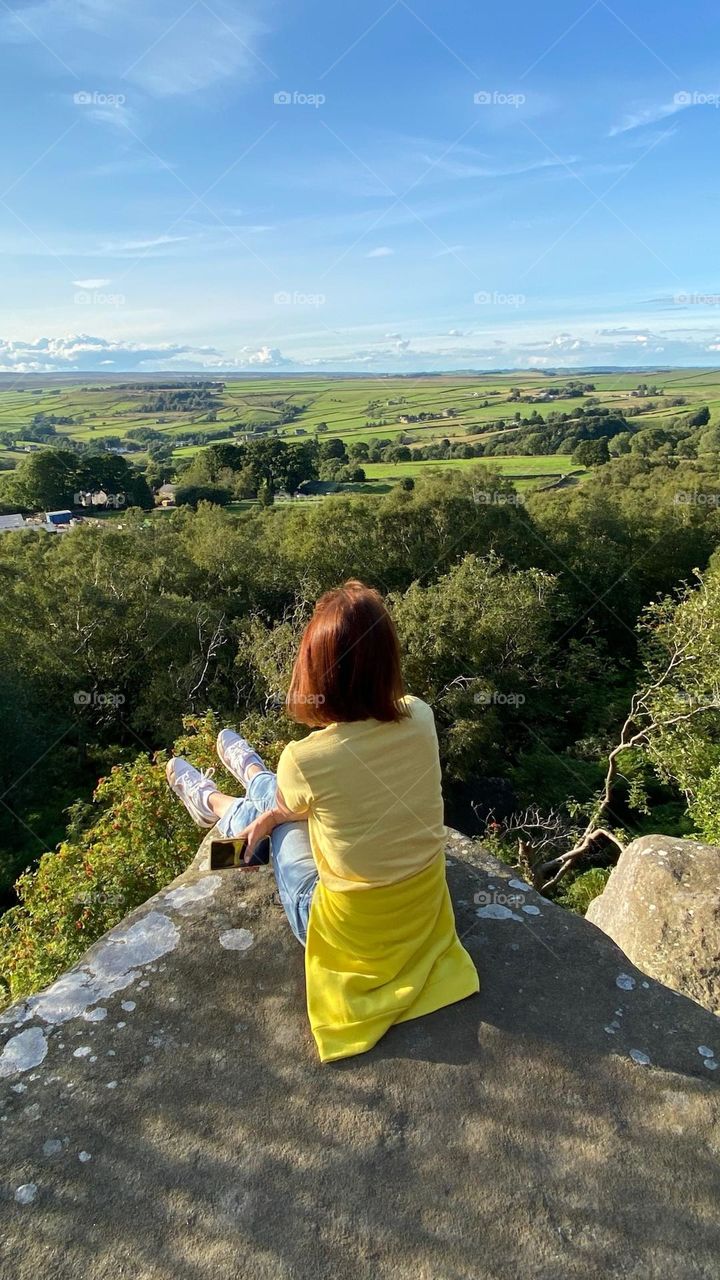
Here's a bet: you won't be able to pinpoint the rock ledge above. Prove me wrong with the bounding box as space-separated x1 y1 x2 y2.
1 830 719 1280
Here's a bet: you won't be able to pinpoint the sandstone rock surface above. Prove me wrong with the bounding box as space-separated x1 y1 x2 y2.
1 830 719 1280
587 834 720 1016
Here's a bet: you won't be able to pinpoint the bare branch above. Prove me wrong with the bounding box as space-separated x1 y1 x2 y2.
188 611 227 701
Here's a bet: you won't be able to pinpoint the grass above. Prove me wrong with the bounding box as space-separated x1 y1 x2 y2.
361 455 576 480
0 369 717 488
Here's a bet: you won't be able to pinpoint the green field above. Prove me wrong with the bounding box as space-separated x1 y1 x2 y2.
362 455 576 479
1 369 718 489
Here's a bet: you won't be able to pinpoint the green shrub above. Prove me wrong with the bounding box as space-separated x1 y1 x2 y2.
556 866 611 915
688 763 720 844
0 712 245 1009
175 483 232 508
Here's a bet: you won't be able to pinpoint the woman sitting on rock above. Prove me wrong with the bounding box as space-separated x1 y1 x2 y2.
166 580 479 1062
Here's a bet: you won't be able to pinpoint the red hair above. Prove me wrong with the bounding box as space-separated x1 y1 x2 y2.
287 581 407 726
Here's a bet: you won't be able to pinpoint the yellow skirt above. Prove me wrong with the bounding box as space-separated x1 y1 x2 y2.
305 854 480 1063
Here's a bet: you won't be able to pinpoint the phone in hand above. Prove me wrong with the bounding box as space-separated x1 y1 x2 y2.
209 837 247 869
209 837 271 870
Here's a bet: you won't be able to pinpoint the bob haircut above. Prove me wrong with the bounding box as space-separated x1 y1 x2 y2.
287 580 408 727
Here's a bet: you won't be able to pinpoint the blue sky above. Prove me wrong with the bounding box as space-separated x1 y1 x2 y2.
1 0 719 372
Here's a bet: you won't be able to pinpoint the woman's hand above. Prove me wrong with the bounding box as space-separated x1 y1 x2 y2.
237 789 304 863
237 808 282 862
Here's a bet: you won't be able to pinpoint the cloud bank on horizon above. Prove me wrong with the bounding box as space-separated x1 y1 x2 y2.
0 0 718 371
2 326 720 374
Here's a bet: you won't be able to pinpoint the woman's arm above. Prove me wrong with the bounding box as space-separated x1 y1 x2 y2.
237 788 306 862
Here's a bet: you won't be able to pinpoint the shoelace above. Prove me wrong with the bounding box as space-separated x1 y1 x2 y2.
183 767 215 804
228 742 262 778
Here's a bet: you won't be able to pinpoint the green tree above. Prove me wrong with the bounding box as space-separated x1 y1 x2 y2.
526 564 720 889
9 448 79 510
608 431 633 457
175 484 232 509
276 441 319 493
319 437 348 462
391 553 557 781
688 405 710 428
573 438 610 467
697 424 720 454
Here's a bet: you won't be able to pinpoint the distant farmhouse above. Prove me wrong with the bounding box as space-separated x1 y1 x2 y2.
157 483 177 507
398 407 457 425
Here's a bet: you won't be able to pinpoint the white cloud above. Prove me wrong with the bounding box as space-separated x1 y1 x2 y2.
519 333 584 353
234 345 294 368
0 0 269 99
597 328 650 343
623 126 679 149
84 102 137 131
365 247 394 258
0 334 222 373
72 278 111 289
419 152 578 180
513 325 720 366
3 324 720 376
91 153 176 177
608 97 691 136
98 234 190 255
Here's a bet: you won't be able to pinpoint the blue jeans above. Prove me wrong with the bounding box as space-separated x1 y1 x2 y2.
216 770 318 946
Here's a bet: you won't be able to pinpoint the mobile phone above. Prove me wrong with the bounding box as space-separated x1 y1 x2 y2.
209 837 247 869
209 837 271 869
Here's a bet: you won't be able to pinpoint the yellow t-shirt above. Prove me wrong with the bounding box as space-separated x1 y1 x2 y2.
276 695 446 892
276 696 480 1062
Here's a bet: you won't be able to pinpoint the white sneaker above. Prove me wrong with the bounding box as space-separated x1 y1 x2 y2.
166 757 217 828
216 730 265 787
